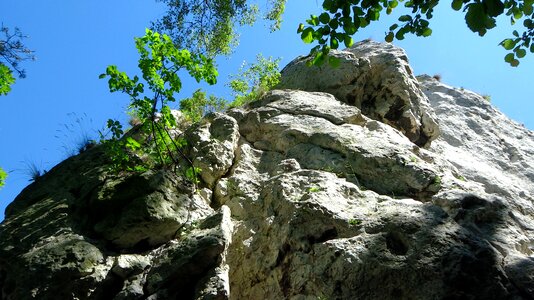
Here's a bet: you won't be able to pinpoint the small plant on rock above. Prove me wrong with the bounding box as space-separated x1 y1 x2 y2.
23 160 46 182
432 175 442 185
348 218 361 226
308 185 321 193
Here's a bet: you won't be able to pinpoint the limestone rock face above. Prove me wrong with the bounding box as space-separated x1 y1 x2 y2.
1 42 534 300
278 39 440 148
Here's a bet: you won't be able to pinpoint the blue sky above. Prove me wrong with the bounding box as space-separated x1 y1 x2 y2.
1 0 532 220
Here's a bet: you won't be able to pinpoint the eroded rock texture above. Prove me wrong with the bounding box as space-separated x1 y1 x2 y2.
1 42 534 300
278 39 440 148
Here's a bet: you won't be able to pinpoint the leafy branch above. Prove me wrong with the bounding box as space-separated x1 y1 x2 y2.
99 29 218 182
0 25 35 95
298 0 533 66
152 0 287 57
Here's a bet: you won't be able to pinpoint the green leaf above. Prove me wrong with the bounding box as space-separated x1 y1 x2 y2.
368 9 380 21
419 19 429 28
504 52 515 63
307 15 320 26
398 15 412 22
353 6 365 16
125 137 141 150
513 7 523 19
323 0 334 11
343 21 358 35
185 167 202 184
389 24 399 31
359 17 369 28
344 35 354 47
319 12 331 24
530 44 534 53
312 51 327 65
483 0 504 17
511 59 520 66
452 0 463 11
465 3 492 35
330 37 339 49
0 64 15 96
301 28 315 43
516 48 527 58
385 31 394 42
329 18 339 29
297 23 305 33
524 2 534 15
501 39 517 50
395 28 406 40
421 27 432 37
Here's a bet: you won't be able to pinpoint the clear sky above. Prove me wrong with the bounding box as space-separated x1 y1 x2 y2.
0 0 532 220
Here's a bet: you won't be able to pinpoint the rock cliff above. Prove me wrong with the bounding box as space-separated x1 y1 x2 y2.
1 40 534 299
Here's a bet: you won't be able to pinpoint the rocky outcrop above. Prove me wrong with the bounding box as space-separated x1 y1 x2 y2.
278 40 440 148
1 41 534 300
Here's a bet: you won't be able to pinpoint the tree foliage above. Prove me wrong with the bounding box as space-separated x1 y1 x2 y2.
151 0 286 56
100 29 218 180
298 0 534 66
228 54 281 107
0 25 35 95
179 89 226 123
0 167 6 190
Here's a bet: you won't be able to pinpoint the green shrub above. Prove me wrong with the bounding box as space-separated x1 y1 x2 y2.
228 54 281 107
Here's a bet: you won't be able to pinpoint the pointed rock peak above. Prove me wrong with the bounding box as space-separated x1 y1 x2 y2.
278 40 440 148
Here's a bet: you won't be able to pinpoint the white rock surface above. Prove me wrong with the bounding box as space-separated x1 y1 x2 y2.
1 41 533 300
278 39 440 148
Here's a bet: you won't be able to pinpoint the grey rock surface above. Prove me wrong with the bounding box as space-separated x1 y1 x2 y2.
1 42 533 299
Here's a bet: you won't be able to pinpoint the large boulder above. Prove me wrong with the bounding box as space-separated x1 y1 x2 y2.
221 88 534 299
278 39 440 148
